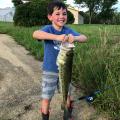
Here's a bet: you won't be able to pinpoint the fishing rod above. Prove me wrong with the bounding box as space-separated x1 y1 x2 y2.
73 81 120 103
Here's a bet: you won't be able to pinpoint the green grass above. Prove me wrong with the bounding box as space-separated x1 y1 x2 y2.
0 22 120 119
71 24 120 119
0 22 44 60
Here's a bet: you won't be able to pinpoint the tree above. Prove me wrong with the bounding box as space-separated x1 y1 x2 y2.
98 0 118 24
75 0 118 24
113 12 120 24
75 0 101 23
13 0 50 26
12 0 23 7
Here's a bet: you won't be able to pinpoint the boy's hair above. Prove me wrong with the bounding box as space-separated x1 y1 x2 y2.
47 1 67 15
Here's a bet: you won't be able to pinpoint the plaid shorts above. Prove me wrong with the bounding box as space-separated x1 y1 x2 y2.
41 71 59 100
41 71 72 100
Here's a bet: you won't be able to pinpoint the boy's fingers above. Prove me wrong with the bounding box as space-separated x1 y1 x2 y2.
68 34 74 43
63 35 69 42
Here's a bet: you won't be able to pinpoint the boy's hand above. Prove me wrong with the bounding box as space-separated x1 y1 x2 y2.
56 34 68 42
56 34 75 43
67 34 74 43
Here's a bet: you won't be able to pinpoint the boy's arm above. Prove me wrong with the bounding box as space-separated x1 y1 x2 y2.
33 30 68 42
68 34 87 43
74 35 87 42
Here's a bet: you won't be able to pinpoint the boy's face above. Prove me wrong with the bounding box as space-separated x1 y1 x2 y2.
48 7 67 30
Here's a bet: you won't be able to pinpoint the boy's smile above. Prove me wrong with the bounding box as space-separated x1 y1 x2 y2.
48 8 67 31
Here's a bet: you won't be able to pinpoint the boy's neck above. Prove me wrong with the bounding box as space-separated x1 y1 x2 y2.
52 24 63 31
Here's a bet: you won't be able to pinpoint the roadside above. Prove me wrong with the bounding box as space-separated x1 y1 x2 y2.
0 34 109 120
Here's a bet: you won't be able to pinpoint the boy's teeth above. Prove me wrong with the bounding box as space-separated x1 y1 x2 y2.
59 20 64 22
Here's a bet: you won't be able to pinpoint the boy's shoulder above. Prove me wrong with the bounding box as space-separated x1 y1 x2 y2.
42 25 52 29
63 25 71 30
41 25 53 32
63 25 76 32
64 25 76 31
63 25 80 36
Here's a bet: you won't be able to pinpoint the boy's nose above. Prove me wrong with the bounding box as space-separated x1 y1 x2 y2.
59 14 65 18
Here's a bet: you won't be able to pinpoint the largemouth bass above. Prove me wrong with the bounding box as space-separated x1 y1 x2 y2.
56 43 74 119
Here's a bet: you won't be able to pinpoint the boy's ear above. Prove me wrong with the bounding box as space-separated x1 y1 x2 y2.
47 14 52 21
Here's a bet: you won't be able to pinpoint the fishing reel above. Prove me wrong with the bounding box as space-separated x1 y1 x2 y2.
78 90 101 103
86 90 101 103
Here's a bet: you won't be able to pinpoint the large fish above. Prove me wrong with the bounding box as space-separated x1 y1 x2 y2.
56 42 74 120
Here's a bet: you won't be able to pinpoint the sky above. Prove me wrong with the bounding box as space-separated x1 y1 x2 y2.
0 0 14 8
0 0 120 12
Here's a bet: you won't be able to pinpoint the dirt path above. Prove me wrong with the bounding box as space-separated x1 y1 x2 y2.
0 34 109 120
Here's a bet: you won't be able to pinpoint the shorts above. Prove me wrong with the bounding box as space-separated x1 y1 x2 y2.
41 71 72 100
41 71 59 100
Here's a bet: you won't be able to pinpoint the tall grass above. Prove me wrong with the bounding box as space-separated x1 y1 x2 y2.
0 22 120 118
72 25 120 119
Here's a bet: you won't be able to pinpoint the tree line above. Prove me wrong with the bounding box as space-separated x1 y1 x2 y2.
12 0 120 26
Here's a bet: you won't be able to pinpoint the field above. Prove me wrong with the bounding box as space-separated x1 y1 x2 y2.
0 22 120 119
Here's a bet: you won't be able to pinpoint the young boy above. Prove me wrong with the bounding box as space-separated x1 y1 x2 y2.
33 1 87 120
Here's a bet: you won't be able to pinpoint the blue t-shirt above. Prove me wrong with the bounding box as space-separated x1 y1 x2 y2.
41 25 80 73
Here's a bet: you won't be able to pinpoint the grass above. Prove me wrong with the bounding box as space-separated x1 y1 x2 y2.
0 22 120 119
0 22 44 60
71 24 120 119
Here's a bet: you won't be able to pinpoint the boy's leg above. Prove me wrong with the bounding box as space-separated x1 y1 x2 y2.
67 83 74 108
41 99 50 120
63 84 74 120
41 99 50 114
67 96 73 108
40 71 59 120
63 96 74 120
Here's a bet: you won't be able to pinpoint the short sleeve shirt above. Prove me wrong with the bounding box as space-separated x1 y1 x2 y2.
41 25 80 73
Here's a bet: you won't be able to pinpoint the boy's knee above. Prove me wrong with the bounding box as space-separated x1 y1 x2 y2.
41 99 51 114
42 99 50 103
42 98 51 106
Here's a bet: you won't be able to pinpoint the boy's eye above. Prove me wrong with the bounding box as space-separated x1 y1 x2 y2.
56 13 60 15
63 13 67 15
55 13 67 16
